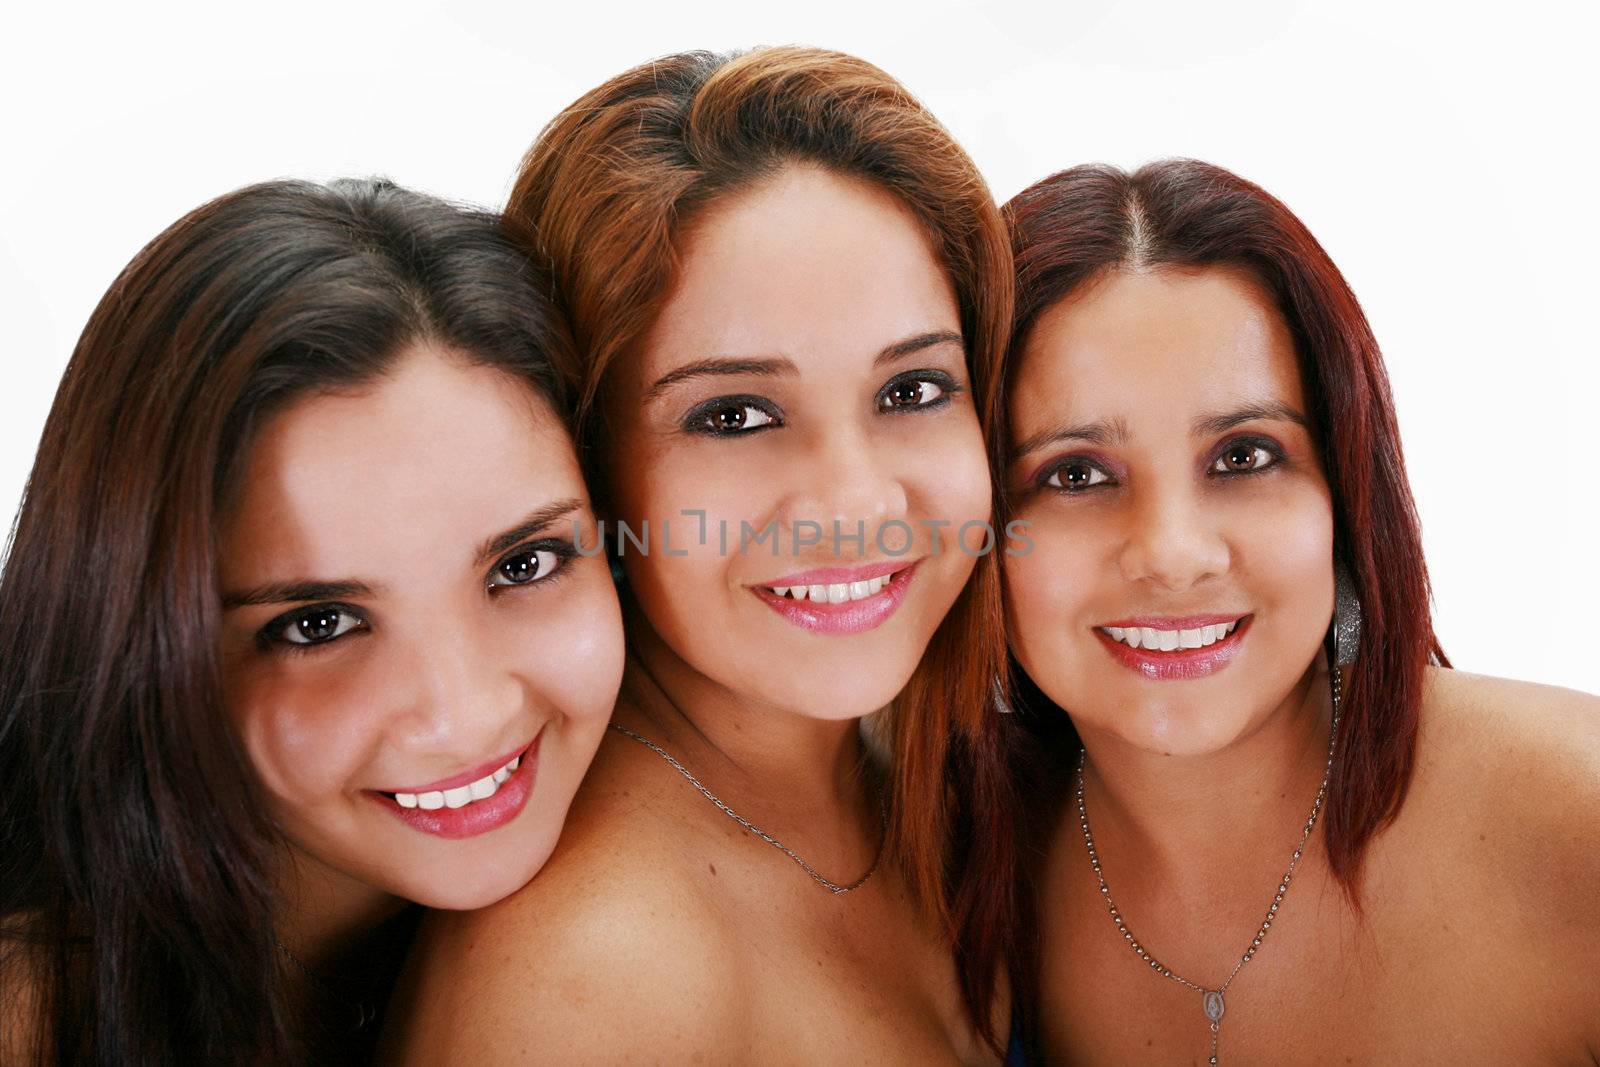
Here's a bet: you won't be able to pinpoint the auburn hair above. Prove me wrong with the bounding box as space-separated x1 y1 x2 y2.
989 158 1450 1039
505 47 1019 1045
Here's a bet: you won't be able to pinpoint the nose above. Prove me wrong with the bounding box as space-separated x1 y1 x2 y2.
386 616 525 758
1117 484 1229 592
778 420 909 546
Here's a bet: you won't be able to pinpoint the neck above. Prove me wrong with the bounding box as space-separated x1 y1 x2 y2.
274 846 406 975
617 602 878 828
1074 660 1336 893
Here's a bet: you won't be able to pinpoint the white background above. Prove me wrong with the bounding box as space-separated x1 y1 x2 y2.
3 1 1596 693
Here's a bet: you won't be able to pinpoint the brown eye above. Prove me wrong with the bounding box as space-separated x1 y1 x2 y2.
879 378 945 411
278 607 363 645
1045 460 1110 491
689 402 776 435
489 547 563 589
1213 444 1275 474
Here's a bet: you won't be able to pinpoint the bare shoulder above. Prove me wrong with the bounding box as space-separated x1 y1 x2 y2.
380 736 747 1065
1407 668 1600 972
1413 666 1600 807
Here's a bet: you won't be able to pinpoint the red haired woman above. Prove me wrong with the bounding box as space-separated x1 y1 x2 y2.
388 48 1021 1063
991 159 1600 1063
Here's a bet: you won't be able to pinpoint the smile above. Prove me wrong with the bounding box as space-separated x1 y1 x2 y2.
1097 618 1242 652
766 574 892 603
390 751 523 810
752 560 918 635
1093 615 1252 681
371 732 542 839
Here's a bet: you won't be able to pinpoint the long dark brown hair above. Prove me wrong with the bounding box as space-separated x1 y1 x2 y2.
979 158 1450 1042
0 178 575 1064
506 47 1020 1047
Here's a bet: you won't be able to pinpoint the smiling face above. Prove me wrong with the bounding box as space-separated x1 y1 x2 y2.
1005 267 1335 755
602 164 991 719
217 344 624 911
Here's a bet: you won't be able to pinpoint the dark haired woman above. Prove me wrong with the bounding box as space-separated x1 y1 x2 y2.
987 159 1600 1063
0 178 625 1062
387 47 1021 1063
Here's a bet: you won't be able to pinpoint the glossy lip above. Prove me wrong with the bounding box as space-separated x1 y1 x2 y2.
752 559 920 635
370 730 541 840
759 559 915 588
1094 614 1253 681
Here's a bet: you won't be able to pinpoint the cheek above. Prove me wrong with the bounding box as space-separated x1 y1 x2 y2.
519 559 627 717
1004 509 1097 684
913 416 991 531
224 654 388 804
1234 485 1335 630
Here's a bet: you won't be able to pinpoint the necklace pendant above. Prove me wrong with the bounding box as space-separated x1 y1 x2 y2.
1203 990 1226 1023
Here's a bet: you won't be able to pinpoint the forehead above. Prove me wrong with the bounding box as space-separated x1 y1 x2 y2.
219 345 580 580
1012 267 1305 438
636 164 959 377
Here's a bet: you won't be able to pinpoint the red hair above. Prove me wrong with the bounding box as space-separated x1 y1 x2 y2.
986 158 1451 1036
505 48 1018 1047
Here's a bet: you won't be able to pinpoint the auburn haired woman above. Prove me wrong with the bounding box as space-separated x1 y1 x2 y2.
0 179 625 1063
388 48 1023 1063
989 159 1600 1063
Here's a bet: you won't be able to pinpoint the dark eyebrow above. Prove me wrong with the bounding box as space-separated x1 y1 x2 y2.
1193 402 1308 436
1012 417 1129 461
643 330 964 404
476 498 586 566
644 357 797 403
222 579 375 610
874 329 965 369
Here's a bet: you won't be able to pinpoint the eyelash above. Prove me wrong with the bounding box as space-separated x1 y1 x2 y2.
255 539 579 655
679 370 963 437
1037 436 1286 494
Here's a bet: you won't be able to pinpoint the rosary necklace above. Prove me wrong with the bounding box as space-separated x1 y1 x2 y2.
1074 668 1342 1065
609 721 886 894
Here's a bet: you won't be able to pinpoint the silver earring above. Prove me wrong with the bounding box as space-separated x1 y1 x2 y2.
1332 561 1363 667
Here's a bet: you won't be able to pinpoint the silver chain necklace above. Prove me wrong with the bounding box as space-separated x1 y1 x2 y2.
1074 668 1342 1066
608 721 887 894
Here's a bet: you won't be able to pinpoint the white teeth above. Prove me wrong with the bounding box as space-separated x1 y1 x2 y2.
769 576 892 602
1100 619 1245 653
392 752 522 812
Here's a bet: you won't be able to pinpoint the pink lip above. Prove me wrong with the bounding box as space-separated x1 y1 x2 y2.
1096 615 1252 681
370 732 541 840
379 737 535 794
1100 614 1246 630
753 559 919 635
760 559 913 587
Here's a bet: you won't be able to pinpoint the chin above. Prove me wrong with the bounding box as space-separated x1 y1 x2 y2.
405 858 546 911
1094 694 1255 757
